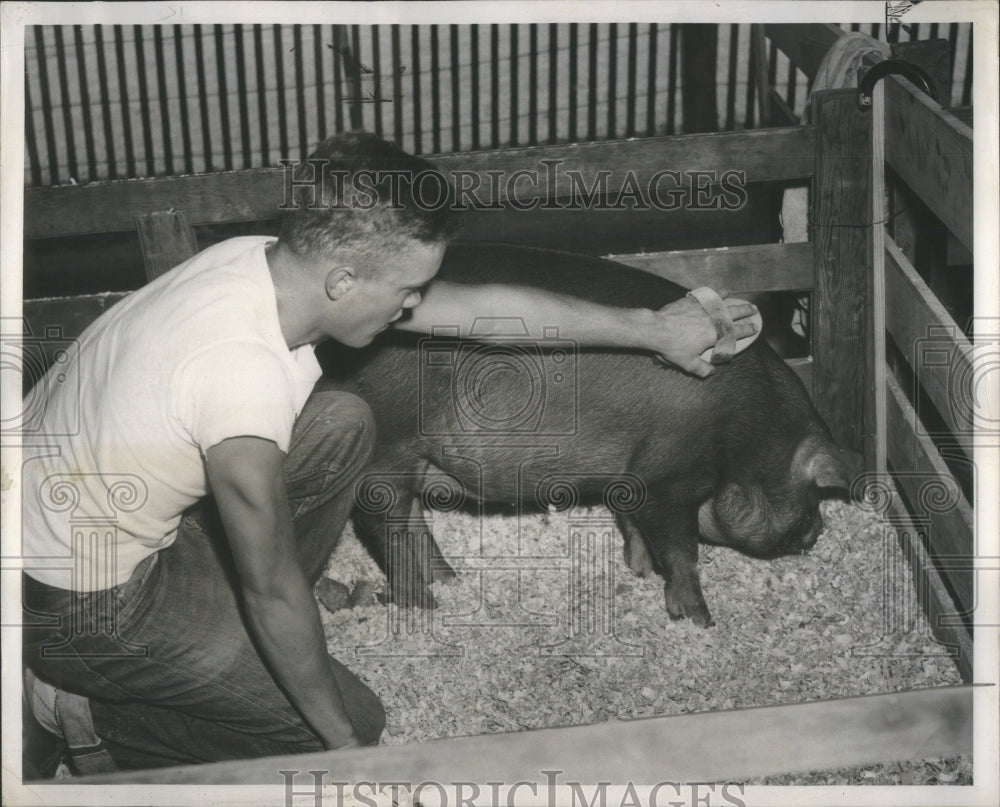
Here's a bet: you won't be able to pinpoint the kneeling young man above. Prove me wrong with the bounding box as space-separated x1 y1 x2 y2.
22 132 758 771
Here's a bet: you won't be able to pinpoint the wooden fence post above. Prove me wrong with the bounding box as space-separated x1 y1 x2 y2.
811 89 874 460
134 210 200 283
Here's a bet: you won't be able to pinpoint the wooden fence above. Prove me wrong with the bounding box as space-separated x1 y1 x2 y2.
767 23 975 680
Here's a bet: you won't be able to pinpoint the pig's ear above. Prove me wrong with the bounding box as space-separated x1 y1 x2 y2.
793 437 863 491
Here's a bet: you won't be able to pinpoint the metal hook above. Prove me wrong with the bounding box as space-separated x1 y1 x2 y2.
858 59 938 109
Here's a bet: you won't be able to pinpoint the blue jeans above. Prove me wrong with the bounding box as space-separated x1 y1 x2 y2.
23 391 384 770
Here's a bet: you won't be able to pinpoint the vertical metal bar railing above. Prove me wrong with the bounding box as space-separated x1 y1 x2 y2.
174 27 194 174
134 26 156 175
73 25 98 181
274 25 289 159
254 25 270 164
54 27 79 181
294 26 309 156
470 24 481 150
410 26 422 153
666 24 679 134
195 25 213 176
235 24 252 168
391 25 404 146
510 24 519 146
153 26 173 174
626 23 637 138
450 25 461 150
372 25 385 138
646 23 658 137
213 24 233 169
586 23 598 140
94 26 118 178
430 25 442 152
21 23 976 185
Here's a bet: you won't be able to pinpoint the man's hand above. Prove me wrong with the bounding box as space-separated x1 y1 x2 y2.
205 436 363 750
647 290 759 377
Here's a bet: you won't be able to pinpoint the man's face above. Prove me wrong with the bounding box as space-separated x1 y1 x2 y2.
325 238 446 347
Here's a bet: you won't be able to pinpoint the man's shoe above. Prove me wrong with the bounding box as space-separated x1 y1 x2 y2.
23 667 118 776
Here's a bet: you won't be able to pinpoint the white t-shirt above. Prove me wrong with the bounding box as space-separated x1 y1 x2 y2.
22 236 322 590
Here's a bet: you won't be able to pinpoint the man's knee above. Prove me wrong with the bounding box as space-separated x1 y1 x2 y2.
288 391 376 478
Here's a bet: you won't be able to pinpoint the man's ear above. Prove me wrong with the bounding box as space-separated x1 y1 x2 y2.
325 266 356 301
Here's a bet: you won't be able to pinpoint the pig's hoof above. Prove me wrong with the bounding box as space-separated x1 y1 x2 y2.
664 589 715 627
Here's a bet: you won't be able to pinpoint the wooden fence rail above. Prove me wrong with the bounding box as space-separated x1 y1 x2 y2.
23 127 815 239
82 686 974 785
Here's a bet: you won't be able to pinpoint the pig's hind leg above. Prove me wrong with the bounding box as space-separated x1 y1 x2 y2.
628 492 714 627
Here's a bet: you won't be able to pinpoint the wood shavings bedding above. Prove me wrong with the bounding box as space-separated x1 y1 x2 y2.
317 499 969 785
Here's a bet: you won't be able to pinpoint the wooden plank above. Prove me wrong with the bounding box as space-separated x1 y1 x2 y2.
886 373 975 614
751 25 771 126
22 292 131 343
950 105 973 127
884 74 974 251
24 128 817 239
811 89 872 455
134 210 200 283
18 293 131 382
764 24 844 81
868 81 888 474
83 686 973 785
606 241 814 294
888 485 974 682
885 236 974 458
454 192 776 257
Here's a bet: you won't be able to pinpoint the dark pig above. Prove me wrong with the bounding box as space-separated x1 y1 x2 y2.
317 243 861 626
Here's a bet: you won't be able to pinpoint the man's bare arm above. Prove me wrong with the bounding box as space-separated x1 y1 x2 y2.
394 280 758 377
205 436 360 749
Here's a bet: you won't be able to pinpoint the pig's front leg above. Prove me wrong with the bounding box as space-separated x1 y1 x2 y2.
629 495 714 627
406 495 457 584
351 467 454 608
